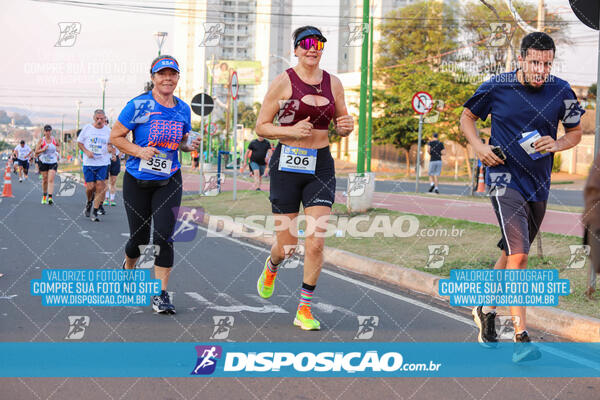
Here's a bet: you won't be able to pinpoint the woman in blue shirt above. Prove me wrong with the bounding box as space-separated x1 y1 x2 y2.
110 55 201 314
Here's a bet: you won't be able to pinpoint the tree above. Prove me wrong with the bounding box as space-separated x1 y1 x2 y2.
238 101 261 133
589 83 597 98
377 0 459 68
459 0 569 77
12 114 32 127
0 140 12 151
0 110 10 124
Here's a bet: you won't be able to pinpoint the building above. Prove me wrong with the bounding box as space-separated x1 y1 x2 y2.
337 0 423 74
335 0 452 169
174 0 292 126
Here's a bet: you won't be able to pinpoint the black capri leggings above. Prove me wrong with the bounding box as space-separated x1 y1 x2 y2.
122 169 182 268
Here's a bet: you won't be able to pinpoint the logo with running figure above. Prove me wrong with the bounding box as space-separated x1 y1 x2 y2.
354 316 379 339
55 22 81 47
65 316 90 340
423 100 444 124
425 245 449 269
137 245 160 269
282 244 305 269
496 316 519 339
199 23 225 47
566 245 590 269
563 100 584 125
276 100 300 124
170 206 205 242
56 174 77 197
345 23 369 47
347 173 371 197
191 345 222 375
488 172 511 197
202 173 222 196
131 99 157 124
210 316 234 340
488 23 512 47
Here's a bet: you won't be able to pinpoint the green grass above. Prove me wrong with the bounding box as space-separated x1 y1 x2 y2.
58 164 124 189
183 190 599 320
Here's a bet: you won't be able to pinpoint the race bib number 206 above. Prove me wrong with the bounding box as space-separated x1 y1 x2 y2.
278 145 317 174
138 151 172 177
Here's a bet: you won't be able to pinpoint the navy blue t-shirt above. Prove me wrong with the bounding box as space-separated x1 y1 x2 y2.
463 71 584 202
118 91 191 180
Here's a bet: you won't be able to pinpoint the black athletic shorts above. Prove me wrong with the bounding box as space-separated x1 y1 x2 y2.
39 162 58 172
268 143 336 214
109 159 121 177
17 159 29 173
490 186 547 255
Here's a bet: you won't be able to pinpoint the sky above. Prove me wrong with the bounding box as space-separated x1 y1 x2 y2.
0 0 597 129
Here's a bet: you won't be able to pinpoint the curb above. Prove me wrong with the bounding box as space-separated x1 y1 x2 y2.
197 211 600 342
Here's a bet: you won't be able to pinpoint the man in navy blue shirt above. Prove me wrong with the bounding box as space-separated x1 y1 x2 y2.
460 32 584 362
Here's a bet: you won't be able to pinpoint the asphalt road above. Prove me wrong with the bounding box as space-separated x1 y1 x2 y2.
0 173 597 399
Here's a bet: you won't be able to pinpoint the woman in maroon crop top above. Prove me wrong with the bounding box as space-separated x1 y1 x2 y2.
255 26 354 331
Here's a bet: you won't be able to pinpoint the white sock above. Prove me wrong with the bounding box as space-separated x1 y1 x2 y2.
105 191 110 199
110 193 115 201
482 306 496 314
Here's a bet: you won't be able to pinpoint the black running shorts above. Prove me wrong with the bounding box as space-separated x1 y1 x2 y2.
490 187 547 255
268 143 336 214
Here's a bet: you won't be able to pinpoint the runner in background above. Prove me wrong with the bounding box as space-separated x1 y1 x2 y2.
78 110 111 221
12 140 32 182
35 125 60 205
241 135 272 191
104 142 121 206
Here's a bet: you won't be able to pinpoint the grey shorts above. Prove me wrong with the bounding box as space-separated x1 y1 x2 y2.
490 187 547 255
428 160 442 176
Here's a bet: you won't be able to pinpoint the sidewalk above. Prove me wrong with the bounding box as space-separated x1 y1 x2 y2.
182 171 584 237
365 193 584 237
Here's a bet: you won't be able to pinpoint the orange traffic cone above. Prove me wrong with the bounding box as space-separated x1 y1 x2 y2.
476 166 486 193
2 166 13 197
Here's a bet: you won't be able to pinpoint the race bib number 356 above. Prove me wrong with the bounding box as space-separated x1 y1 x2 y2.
278 145 317 174
138 151 173 177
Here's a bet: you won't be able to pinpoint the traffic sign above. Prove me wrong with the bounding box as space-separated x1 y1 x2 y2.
230 71 239 100
569 0 598 30
412 92 433 115
191 93 214 117
205 122 217 135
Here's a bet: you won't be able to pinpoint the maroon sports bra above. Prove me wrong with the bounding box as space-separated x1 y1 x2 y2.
277 68 336 130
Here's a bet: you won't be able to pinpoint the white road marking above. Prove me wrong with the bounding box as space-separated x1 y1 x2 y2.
186 292 288 314
196 225 600 371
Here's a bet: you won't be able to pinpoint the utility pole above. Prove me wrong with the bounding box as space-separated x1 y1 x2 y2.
61 114 64 158
366 14 374 172
101 78 108 110
207 54 217 163
537 0 545 32
76 100 81 158
356 0 370 174
154 32 168 56
76 100 81 132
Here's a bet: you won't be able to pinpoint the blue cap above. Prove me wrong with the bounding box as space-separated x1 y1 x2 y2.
294 27 327 47
151 57 180 74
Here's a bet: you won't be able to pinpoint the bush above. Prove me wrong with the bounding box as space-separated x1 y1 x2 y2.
552 153 562 173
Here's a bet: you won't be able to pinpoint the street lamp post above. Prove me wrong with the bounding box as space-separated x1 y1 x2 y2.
100 78 108 110
154 32 168 56
76 100 82 158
